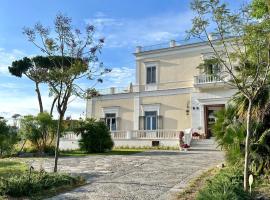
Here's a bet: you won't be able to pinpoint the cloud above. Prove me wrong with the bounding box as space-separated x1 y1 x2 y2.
0 10 194 120
101 67 135 87
0 48 26 75
0 89 86 121
85 11 194 48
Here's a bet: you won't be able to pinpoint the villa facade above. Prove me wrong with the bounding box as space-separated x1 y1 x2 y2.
85 39 236 147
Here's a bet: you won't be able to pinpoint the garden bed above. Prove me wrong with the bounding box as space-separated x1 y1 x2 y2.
178 165 270 200
0 160 85 199
177 167 219 200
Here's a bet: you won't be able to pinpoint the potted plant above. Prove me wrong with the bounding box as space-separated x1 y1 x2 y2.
180 143 190 151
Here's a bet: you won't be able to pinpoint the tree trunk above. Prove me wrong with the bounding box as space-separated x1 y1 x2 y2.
54 113 64 172
35 82 43 113
17 139 27 155
50 96 57 116
244 99 252 191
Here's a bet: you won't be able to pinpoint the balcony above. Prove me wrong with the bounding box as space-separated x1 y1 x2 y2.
194 74 225 88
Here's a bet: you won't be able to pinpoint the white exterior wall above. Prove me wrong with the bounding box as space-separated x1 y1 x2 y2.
59 139 178 150
113 139 178 148
191 88 237 131
84 40 238 147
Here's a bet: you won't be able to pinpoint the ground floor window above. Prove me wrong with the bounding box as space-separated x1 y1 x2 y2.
144 111 157 130
105 113 116 131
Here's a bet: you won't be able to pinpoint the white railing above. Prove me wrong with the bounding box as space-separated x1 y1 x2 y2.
61 129 193 145
95 80 192 96
110 129 193 144
131 129 179 139
194 74 223 85
62 132 81 140
111 130 127 139
139 37 206 52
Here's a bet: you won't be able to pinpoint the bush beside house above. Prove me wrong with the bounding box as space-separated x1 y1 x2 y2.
75 118 114 153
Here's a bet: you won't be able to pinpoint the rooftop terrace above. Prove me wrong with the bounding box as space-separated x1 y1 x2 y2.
136 37 209 53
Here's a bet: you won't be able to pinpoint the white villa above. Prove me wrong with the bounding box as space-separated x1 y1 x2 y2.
84 39 236 147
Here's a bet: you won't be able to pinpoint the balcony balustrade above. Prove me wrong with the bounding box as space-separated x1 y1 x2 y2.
193 74 228 88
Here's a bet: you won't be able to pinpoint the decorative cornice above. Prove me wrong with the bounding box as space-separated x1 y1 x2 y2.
91 87 193 101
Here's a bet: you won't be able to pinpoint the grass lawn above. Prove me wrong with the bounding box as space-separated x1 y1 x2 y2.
0 159 85 200
60 148 145 157
0 160 27 178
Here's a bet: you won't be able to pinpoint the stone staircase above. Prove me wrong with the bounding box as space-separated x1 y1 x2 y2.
190 137 220 151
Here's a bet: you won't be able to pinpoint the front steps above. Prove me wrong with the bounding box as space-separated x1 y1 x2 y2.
190 138 220 150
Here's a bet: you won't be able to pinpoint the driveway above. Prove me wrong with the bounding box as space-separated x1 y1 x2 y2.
35 143 224 200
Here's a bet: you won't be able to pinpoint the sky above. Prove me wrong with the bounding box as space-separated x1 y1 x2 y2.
0 0 248 121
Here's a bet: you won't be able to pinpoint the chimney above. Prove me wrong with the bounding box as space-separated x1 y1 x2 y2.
170 40 176 47
110 87 115 94
136 46 142 53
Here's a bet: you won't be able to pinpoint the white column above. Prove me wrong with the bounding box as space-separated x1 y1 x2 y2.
133 95 140 130
86 99 95 118
126 130 132 139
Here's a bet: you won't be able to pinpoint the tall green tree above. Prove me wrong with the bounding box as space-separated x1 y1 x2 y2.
9 56 59 115
23 14 109 172
188 0 270 190
9 57 46 113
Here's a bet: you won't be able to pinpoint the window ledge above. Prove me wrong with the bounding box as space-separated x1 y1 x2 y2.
145 84 157 91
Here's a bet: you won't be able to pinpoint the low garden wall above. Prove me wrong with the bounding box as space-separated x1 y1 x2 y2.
59 138 179 150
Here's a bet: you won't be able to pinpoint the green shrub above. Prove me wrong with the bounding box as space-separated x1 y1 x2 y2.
0 170 83 197
19 112 56 153
196 166 251 200
250 128 270 175
0 119 19 156
43 145 56 156
212 106 246 165
213 105 270 175
75 118 114 153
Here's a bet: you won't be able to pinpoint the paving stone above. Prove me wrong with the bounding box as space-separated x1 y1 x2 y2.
30 143 224 200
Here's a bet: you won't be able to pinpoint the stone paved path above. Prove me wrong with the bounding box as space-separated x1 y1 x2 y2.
36 142 223 200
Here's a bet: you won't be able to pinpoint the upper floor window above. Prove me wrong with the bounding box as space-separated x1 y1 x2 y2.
206 63 220 75
146 66 156 84
200 58 221 75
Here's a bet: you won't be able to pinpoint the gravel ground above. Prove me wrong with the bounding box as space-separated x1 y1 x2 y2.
33 144 223 200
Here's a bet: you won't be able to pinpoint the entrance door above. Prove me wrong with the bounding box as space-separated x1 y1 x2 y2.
204 104 225 138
